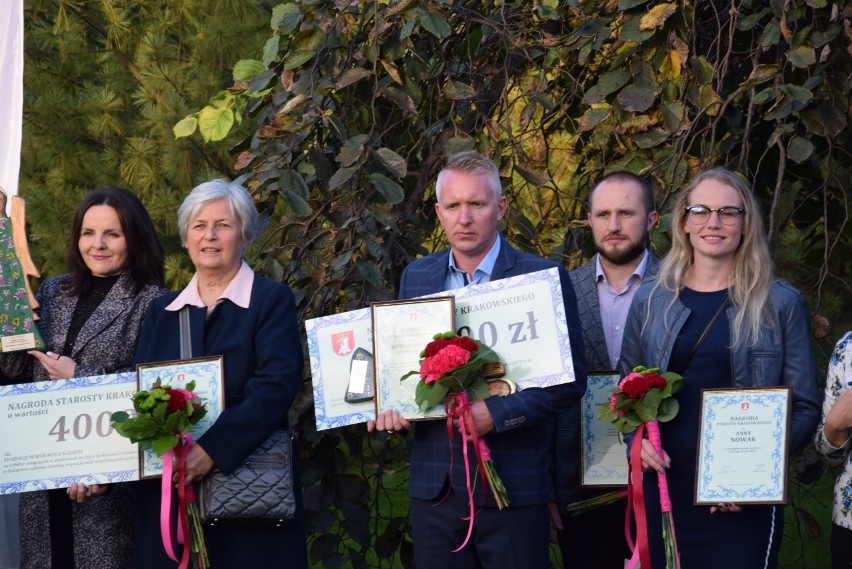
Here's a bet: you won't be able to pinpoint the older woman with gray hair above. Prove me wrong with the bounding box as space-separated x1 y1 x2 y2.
131 179 307 568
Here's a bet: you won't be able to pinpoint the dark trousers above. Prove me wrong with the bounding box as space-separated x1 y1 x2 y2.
832 523 852 569
410 484 550 569
557 499 630 569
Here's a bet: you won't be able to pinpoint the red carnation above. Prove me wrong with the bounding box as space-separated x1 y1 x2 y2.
165 388 195 414
424 338 451 357
618 372 667 400
420 344 472 384
449 336 478 352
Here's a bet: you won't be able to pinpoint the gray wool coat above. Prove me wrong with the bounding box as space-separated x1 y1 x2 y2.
1 273 164 569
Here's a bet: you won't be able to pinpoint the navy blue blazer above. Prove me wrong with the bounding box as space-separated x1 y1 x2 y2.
134 274 303 473
399 238 587 507
131 274 307 568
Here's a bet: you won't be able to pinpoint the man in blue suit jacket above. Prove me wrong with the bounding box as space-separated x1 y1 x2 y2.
550 172 659 568
371 151 587 568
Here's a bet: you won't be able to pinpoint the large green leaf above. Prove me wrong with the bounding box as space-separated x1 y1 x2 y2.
335 68 372 89
633 128 668 148
328 166 358 191
381 86 417 114
583 70 631 104
272 3 303 34
443 135 475 155
355 260 382 287
742 64 779 88
662 102 685 132
617 83 657 112
233 59 265 82
284 50 317 70
419 10 451 40
578 107 610 132
280 169 310 199
338 134 370 167
618 0 648 9
172 116 197 139
375 147 408 178
283 190 313 217
369 173 405 204
443 80 477 100
788 46 816 69
788 136 814 163
800 103 847 139
197 106 234 142
690 56 714 85
262 36 280 67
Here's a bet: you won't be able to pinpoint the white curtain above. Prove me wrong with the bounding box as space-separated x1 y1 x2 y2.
0 0 24 214
0 3 24 565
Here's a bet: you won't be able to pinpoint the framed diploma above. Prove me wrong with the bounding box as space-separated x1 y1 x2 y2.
695 387 791 505
0 373 140 494
136 356 224 478
372 296 455 420
580 372 628 487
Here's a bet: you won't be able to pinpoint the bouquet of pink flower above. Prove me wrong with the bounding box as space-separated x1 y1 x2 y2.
402 331 509 517
599 365 683 569
112 380 209 569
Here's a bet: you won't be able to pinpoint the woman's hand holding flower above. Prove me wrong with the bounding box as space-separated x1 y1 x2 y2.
640 437 671 474
181 443 214 485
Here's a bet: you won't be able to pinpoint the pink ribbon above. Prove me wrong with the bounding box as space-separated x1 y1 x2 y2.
444 391 491 552
625 420 678 569
160 433 193 569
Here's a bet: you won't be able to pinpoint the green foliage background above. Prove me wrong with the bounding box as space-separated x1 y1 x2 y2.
18 0 851 567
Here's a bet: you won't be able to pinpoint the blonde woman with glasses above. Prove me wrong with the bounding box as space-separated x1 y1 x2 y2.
619 167 819 568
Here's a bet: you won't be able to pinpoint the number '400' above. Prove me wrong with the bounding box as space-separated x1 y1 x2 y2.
49 412 114 441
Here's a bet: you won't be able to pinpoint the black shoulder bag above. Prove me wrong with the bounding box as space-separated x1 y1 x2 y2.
179 306 296 527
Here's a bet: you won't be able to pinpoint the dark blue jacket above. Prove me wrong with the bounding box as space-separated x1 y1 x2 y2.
399 238 587 507
131 273 307 568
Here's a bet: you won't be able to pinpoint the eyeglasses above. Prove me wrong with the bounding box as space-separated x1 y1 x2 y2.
685 205 745 226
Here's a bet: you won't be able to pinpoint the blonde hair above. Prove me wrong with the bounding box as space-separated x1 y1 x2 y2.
435 151 502 202
655 167 773 347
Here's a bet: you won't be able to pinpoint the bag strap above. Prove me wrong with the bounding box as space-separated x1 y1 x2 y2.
681 297 729 372
179 306 192 359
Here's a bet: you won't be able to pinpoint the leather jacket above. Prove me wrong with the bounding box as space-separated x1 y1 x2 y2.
619 278 820 453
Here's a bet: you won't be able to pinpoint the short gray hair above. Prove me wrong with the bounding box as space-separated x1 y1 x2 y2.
435 151 502 202
178 179 264 250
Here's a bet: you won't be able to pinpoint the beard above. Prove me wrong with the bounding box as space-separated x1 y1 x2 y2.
596 234 647 266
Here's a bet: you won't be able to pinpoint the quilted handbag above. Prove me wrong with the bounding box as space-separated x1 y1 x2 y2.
179 307 296 527
196 429 296 527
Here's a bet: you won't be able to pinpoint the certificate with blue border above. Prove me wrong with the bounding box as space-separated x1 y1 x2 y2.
581 372 628 487
0 373 140 494
306 307 377 431
695 387 790 505
136 356 224 478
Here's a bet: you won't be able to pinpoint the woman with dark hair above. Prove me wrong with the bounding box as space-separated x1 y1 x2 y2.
1 186 166 569
620 168 819 568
